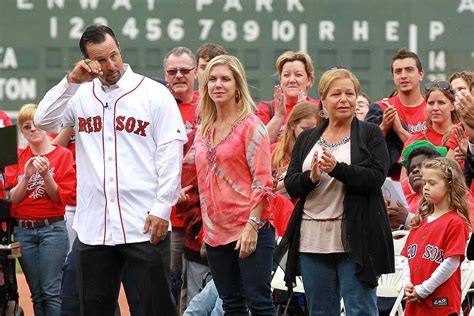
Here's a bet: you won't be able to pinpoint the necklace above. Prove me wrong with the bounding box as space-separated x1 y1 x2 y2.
317 136 350 150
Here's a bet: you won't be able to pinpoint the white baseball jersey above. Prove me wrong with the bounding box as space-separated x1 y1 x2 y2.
35 65 187 245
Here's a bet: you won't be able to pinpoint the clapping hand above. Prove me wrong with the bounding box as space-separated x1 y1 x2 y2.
386 200 409 229
380 101 396 132
310 150 321 183
274 85 286 119
319 147 337 174
32 156 51 178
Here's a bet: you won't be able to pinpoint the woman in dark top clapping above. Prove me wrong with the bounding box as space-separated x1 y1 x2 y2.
283 68 394 315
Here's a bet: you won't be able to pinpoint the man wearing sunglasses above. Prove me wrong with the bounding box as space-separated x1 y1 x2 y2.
163 46 203 314
365 48 426 179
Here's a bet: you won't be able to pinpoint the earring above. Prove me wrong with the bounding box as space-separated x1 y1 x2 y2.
319 108 328 119
235 90 241 102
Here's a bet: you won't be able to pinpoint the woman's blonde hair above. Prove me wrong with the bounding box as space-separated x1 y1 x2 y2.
318 68 360 100
18 103 38 127
272 101 320 175
198 55 255 136
411 157 470 229
276 51 315 87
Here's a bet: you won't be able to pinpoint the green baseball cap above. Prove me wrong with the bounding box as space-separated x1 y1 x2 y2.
400 140 447 166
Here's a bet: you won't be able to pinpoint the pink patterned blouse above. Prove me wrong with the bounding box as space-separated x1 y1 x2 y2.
193 113 274 246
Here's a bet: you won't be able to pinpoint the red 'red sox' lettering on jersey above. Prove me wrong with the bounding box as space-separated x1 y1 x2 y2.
78 116 150 136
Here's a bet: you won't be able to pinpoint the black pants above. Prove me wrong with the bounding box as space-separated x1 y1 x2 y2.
76 234 176 316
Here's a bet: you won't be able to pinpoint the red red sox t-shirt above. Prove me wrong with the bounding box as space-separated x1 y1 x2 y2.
5 145 76 220
401 211 468 315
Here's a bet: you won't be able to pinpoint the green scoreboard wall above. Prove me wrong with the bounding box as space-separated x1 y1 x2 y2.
1 0 473 112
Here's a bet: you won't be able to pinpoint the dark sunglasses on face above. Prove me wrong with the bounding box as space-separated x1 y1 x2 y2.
424 80 454 94
166 67 195 76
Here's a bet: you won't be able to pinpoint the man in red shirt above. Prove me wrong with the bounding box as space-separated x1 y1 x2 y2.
163 46 200 313
366 48 426 178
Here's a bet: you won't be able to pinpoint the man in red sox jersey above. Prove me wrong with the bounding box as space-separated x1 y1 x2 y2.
401 211 468 315
35 25 187 316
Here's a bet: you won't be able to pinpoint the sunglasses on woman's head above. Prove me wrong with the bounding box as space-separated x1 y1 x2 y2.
424 81 454 94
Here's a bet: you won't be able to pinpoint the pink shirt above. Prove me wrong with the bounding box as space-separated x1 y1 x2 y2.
194 114 274 246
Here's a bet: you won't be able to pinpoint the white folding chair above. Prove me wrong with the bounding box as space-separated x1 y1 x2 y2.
377 230 409 316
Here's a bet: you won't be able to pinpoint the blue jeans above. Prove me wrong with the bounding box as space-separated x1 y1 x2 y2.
183 279 224 316
15 220 69 316
299 252 377 316
206 224 275 316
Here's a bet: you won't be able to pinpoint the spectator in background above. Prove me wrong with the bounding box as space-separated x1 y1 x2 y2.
355 92 371 121
387 142 444 229
400 80 459 179
445 71 474 164
164 47 199 130
0 110 13 200
283 68 393 315
256 51 319 143
271 101 320 236
6 103 75 315
460 91 474 186
163 46 200 313
194 55 275 314
365 48 426 179
195 43 228 87
0 111 12 128
449 71 474 94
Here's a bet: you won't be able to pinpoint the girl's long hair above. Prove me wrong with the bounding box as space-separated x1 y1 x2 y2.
271 101 320 176
411 157 470 229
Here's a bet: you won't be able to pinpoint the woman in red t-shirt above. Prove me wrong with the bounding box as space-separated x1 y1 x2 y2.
400 81 459 180
404 81 459 149
255 51 319 143
6 104 75 315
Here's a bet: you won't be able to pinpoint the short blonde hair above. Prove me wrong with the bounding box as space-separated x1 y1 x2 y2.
276 51 314 83
199 55 255 135
318 69 360 100
18 103 37 127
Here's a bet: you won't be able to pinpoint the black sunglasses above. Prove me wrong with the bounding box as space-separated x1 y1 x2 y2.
166 67 195 76
424 81 454 94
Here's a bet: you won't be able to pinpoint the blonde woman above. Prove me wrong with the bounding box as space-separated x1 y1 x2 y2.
194 55 275 314
6 104 75 315
284 69 393 315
